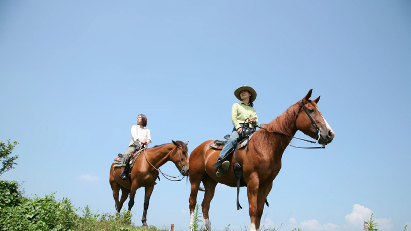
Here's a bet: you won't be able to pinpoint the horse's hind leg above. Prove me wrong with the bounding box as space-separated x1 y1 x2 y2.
141 184 155 227
109 177 121 211
117 188 130 212
201 176 217 231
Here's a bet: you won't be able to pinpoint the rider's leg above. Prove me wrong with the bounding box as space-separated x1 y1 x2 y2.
216 129 240 177
216 129 239 163
119 145 136 180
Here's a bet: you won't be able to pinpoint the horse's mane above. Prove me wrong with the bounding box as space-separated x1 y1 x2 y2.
151 143 168 149
150 141 186 150
253 101 300 151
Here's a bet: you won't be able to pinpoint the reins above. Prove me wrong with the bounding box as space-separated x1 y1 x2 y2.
260 101 325 149
143 148 185 181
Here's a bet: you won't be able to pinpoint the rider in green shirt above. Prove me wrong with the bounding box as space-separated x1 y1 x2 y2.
215 85 258 177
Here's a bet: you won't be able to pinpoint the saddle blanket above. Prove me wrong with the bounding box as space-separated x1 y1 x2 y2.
113 149 145 169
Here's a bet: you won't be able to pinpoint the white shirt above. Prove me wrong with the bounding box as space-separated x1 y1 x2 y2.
129 125 152 146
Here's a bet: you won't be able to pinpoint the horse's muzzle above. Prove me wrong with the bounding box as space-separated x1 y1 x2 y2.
180 165 189 176
319 129 335 145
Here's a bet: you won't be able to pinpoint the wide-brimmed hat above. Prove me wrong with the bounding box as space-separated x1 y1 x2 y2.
234 85 257 102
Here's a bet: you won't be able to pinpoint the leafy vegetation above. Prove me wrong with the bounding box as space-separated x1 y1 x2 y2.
0 186 165 231
0 139 19 176
191 204 203 231
0 180 23 208
0 192 78 230
364 213 378 231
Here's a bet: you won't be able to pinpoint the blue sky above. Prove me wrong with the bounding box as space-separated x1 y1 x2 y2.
1 1 410 230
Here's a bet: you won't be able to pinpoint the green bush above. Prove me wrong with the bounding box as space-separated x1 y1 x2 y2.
0 193 79 231
0 180 23 209
0 180 164 231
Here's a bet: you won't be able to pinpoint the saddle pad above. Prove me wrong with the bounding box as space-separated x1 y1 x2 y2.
113 149 144 169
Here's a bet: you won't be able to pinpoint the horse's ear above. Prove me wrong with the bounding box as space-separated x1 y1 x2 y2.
304 89 313 101
314 96 320 104
185 141 189 146
172 140 180 147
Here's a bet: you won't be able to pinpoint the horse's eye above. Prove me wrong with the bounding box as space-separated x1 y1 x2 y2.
309 108 315 113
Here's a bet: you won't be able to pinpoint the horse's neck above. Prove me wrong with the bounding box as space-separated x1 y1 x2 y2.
147 144 174 169
269 102 299 136
257 103 300 156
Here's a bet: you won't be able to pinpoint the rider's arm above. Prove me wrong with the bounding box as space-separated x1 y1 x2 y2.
131 125 139 142
146 129 152 144
252 109 258 124
231 103 241 130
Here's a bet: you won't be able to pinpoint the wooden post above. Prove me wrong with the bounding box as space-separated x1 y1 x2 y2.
171 224 174 231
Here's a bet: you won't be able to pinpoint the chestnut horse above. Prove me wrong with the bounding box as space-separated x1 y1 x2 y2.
188 90 335 231
110 140 189 227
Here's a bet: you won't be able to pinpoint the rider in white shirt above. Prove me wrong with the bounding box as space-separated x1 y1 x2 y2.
119 114 152 180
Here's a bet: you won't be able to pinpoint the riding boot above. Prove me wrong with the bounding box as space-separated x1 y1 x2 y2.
119 167 127 180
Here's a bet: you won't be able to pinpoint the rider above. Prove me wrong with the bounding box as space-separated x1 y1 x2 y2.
215 85 258 177
119 114 152 180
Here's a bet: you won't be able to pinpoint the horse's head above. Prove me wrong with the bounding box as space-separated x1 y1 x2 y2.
295 89 335 145
171 140 190 176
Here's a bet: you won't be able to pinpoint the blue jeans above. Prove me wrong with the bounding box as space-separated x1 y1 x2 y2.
217 128 244 162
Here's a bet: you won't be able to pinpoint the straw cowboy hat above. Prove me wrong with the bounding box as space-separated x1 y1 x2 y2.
234 85 257 102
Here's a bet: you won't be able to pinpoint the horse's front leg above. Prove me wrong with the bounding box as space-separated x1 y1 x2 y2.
247 174 260 231
141 184 155 227
255 182 273 230
117 188 130 212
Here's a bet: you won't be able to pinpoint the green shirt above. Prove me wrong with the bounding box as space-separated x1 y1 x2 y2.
231 101 258 130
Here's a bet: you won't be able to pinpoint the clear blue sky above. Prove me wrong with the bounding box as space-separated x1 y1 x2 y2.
1 1 410 230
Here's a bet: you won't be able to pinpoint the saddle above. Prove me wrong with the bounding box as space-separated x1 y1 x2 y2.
209 135 251 151
113 149 145 170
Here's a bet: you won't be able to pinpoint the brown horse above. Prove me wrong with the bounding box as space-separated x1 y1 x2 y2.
110 140 189 227
188 90 335 231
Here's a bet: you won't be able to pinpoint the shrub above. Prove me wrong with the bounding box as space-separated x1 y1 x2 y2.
0 180 23 209
0 193 79 231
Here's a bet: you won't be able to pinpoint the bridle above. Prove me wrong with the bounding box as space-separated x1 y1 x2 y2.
143 146 187 181
261 100 325 149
